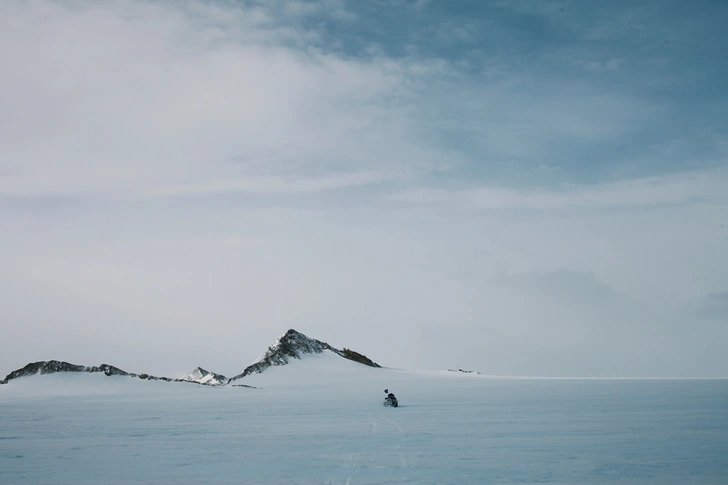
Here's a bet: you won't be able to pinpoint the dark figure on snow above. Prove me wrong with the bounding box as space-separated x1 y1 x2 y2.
384 389 398 407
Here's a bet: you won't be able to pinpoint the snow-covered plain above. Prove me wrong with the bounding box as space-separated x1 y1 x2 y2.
1 353 727 485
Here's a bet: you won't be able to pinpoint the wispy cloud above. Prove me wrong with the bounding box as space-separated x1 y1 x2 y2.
0 0 453 198
1 0 726 378
389 168 728 210
137 171 394 198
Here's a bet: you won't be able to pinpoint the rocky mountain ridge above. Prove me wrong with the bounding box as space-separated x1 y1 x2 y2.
228 329 381 382
1 329 382 386
0 360 199 386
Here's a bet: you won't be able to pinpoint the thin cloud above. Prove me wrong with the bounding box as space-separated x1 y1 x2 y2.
388 168 728 210
137 171 394 198
1 0 726 378
0 0 449 199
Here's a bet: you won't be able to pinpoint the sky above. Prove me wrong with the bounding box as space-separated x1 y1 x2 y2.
1 0 726 378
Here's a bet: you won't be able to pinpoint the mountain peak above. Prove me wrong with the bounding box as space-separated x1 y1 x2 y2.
228 329 381 382
1 330 382 387
182 367 227 386
275 328 331 356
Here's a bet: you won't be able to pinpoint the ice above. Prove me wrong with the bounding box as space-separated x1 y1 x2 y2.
1 359 727 484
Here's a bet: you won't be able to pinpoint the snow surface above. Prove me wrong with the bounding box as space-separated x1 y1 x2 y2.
182 367 226 386
1 355 727 484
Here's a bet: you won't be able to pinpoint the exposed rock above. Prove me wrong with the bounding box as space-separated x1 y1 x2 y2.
1 329 381 387
87 364 132 377
340 348 381 368
228 329 381 383
447 368 481 375
0 360 222 387
1 360 85 383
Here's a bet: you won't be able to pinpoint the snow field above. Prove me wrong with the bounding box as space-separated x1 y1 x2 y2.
1 356 727 484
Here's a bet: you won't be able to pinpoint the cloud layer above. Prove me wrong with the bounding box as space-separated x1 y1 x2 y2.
1 0 726 378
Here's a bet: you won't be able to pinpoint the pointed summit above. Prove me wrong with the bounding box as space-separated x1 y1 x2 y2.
228 329 381 383
263 329 332 360
182 367 227 386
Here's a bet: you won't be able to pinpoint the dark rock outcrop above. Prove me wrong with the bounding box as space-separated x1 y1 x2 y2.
1 360 140 384
1 360 85 383
228 329 381 383
2 329 381 387
447 368 481 375
87 364 131 377
0 360 226 386
340 348 381 368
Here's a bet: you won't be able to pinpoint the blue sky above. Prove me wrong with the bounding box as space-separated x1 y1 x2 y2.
0 0 726 377
252 0 728 185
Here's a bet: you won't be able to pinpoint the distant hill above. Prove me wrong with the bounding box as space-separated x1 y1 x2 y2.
1 329 382 387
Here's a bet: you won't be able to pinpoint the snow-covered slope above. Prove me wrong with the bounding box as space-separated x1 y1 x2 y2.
1 367 725 485
227 328 381 384
1 329 383 388
234 348 395 390
182 367 227 386
1 332 726 484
